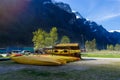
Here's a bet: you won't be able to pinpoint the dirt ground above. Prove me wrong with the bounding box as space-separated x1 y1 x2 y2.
0 57 120 74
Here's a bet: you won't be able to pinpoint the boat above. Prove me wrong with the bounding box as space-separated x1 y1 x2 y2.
10 55 66 66
40 55 80 63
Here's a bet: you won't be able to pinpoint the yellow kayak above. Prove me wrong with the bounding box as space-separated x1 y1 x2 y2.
10 55 66 66
39 55 80 63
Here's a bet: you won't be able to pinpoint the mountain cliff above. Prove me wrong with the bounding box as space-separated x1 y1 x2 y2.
0 0 120 49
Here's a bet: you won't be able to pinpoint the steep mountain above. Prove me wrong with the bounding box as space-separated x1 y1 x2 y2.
0 0 120 49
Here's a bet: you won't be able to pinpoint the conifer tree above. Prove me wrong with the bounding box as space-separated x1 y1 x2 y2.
114 44 120 51
107 45 114 51
50 27 58 46
61 36 70 43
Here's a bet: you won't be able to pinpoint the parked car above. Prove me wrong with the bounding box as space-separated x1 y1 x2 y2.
11 50 22 54
21 50 31 54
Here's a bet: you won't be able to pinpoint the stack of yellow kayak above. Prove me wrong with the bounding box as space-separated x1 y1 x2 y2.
10 54 80 66
40 55 80 63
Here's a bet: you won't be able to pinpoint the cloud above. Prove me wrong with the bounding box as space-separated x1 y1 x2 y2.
96 13 120 21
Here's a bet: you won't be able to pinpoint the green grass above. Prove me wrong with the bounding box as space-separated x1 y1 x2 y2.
82 50 120 58
0 69 70 80
0 64 120 80
0 60 17 66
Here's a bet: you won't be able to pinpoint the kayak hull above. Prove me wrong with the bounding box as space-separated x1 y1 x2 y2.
40 55 80 63
11 55 65 66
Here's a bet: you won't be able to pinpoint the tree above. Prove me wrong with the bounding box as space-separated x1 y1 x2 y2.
44 37 53 47
91 39 96 51
85 40 90 51
114 44 120 51
32 27 58 50
50 27 58 46
85 39 96 51
32 29 48 50
61 36 70 43
107 45 114 51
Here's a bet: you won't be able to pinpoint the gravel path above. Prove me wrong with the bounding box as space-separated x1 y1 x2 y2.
0 57 120 74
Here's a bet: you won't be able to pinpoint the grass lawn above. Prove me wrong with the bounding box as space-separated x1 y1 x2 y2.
0 64 120 80
82 50 120 58
1 50 120 80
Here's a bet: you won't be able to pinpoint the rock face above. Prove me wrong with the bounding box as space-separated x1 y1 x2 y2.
0 0 120 49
